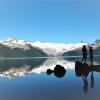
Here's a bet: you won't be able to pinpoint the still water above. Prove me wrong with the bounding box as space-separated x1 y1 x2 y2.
0 57 100 100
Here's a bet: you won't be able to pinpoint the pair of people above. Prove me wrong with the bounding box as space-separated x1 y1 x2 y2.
81 45 93 65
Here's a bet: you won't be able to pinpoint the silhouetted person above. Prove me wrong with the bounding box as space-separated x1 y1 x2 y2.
89 47 93 65
47 64 66 78
81 45 87 63
91 71 94 89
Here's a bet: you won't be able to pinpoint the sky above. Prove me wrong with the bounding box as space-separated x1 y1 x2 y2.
0 0 100 43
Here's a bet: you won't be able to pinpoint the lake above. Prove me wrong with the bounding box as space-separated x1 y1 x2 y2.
0 57 100 100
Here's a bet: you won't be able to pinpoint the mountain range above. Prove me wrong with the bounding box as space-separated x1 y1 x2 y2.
63 39 100 56
0 38 100 57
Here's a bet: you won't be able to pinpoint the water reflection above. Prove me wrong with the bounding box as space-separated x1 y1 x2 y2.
0 57 100 79
65 56 100 65
75 61 100 95
0 58 74 79
0 58 46 79
0 57 100 100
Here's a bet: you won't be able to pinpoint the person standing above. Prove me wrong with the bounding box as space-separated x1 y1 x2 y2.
81 45 87 63
89 47 93 65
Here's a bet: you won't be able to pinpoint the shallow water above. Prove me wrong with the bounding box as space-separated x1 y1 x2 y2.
0 57 100 100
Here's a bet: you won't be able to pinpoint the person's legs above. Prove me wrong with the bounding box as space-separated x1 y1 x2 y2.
84 55 87 63
81 56 84 62
90 57 93 65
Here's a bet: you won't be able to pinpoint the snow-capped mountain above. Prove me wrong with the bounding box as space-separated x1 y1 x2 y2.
63 39 100 56
0 38 47 58
30 41 87 56
1 38 88 56
2 38 31 50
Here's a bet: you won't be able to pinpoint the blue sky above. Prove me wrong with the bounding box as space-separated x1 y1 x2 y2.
0 0 100 43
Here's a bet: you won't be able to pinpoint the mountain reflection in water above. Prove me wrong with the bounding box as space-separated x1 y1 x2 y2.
0 56 100 79
0 58 74 79
0 57 100 100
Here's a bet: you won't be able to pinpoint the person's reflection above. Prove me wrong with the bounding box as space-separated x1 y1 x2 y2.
82 75 88 94
82 66 89 95
46 64 66 78
75 61 90 94
91 71 94 89
75 61 100 95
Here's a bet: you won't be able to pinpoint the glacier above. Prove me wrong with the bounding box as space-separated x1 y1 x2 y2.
1 38 88 56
